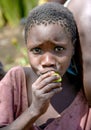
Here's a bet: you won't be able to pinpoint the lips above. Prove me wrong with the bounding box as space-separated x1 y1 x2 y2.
39 69 56 75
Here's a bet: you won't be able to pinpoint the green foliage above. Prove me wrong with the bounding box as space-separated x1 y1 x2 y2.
11 37 29 66
0 8 5 27
0 0 38 27
5 42 29 71
0 0 21 26
22 0 38 16
0 0 38 70
17 48 29 66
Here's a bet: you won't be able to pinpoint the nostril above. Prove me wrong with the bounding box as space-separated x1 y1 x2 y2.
42 63 55 67
41 53 56 67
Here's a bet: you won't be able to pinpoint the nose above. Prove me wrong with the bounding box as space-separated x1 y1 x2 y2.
41 52 56 68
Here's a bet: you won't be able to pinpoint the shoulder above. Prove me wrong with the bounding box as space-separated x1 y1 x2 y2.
0 66 27 85
0 66 34 90
8 66 33 82
0 66 26 94
8 66 24 74
6 66 32 77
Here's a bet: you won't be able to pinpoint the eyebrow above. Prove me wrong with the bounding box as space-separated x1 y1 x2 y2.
27 38 70 49
36 41 68 47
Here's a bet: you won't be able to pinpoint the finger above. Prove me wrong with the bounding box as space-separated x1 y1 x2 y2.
37 75 61 90
43 87 62 99
41 82 62 93
32 72 54 91
35 71 55 83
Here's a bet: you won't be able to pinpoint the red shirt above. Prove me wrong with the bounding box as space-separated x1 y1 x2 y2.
0 66 91 130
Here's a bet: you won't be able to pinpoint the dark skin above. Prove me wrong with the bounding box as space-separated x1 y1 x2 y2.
0 24 79 130
26 24 77 127
66 0 91 106
46 0 91 106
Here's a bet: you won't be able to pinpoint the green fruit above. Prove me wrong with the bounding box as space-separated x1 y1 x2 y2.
54 72 62 82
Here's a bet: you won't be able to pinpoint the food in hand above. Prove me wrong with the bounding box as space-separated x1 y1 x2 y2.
53 72 62 82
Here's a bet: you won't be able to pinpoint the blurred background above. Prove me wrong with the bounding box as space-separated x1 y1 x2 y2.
0 0 38 71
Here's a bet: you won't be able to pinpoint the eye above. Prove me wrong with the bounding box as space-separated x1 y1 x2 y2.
54 46 64 52
31 47 42 54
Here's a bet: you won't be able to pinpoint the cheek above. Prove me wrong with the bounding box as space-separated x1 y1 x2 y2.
59 55 72 74
64 58 71 69
29 57 38 66
28 53 40 67
29 57 39 73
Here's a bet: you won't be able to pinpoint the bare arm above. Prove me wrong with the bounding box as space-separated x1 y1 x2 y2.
67 0 91 106
0 71 62 130
0 106 40 130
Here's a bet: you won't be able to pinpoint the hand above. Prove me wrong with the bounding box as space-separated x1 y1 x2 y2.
30 71 62 116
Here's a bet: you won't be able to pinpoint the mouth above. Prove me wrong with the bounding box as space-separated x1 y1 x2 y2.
39 69 58 75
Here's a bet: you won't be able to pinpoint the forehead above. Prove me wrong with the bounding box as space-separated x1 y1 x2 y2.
27 23 72 43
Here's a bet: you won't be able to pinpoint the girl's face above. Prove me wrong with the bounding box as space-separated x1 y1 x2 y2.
26 24 74 76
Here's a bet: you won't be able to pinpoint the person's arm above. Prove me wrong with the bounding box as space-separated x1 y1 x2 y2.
0 106 41 130
0 108 40 130
0 67 62 130
67 0 91 106
0 67 41 130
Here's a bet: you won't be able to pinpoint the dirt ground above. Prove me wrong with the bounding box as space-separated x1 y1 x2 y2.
0 25 27 70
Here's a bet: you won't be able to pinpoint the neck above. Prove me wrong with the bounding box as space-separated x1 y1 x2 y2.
50 73 79 113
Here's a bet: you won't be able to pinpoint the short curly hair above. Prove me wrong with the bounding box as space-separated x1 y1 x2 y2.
25 2 77 44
